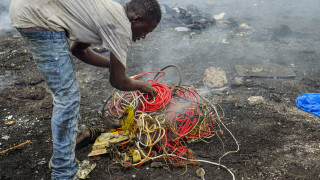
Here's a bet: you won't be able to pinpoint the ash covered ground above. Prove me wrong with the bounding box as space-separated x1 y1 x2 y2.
1 0 320 179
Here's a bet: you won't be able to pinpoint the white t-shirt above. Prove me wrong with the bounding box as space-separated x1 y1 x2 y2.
10 0 132 67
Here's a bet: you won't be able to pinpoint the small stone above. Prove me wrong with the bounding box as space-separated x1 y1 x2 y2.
247 96 265 105
203 67 227 88
76 160 96 179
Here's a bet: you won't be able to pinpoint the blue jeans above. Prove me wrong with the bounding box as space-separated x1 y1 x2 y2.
19 30 81 180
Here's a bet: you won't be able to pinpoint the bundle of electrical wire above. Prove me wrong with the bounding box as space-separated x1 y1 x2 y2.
100 65 239 179
103 68 220 155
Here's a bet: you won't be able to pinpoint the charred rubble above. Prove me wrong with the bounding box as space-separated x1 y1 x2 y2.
162 4 216 31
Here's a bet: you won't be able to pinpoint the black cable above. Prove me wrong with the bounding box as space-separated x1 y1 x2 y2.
153 64 182 86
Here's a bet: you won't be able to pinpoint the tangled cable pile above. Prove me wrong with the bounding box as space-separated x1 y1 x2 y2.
99 65 239 179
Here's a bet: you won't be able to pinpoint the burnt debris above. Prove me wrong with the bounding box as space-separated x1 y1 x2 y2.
162 4 216 31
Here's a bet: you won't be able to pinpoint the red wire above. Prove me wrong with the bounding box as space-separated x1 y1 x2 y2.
133 71 165 82
163 88 215 161
104 71 171 116
138 81 171 111
133 71 172 111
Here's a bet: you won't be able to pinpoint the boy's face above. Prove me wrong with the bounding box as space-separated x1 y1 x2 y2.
131 18 158 42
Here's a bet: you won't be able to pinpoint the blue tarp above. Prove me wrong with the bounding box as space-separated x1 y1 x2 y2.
296 93 320 118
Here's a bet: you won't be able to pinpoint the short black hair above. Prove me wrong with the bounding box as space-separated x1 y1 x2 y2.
127 0 162 23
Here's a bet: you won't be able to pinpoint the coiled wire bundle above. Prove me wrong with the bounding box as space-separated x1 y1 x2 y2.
100 65 239 179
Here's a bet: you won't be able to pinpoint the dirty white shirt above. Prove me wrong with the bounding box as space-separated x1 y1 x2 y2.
10 0 132 67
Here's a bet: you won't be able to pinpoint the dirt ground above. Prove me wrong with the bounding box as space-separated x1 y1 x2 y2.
1 0 320 180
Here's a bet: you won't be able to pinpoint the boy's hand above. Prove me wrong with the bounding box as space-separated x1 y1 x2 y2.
138 81 157 99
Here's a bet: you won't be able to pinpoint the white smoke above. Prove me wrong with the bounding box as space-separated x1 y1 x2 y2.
124 0 320 87
0 0 12 33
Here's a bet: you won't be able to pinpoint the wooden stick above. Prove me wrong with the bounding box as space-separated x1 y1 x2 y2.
0 140 31 155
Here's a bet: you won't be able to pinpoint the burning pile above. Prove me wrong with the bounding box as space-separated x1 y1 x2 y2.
91 65 238 177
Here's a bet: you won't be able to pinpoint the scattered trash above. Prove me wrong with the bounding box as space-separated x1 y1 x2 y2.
196 168 205 180
76 160 96 180
214 12 225 20
132 150 141 163
88 149 106 157
89 132 129 156
221 38 230 44
163 5 216 31
4 120 16 126
2 135 10 140
175 27 189 32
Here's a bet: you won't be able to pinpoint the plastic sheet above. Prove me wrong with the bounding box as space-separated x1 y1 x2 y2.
296 93 320 117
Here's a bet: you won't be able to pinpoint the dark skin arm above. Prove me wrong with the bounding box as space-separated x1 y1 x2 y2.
109 52 156 97
70 42 157 97
70 42 110 67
